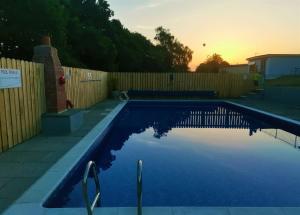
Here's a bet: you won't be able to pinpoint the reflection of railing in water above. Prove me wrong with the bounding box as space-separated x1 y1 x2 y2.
118 105 268 140
262 129 300 149
122 106 262 130
173 107 252 129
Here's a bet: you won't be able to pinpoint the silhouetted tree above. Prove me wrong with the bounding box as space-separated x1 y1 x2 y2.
0 0 69 61
155 26 193 72
195 54 230 73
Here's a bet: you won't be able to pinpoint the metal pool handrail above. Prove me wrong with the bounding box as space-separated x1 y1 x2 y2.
137 160 143 215
82 161 101 215
119 91 130 101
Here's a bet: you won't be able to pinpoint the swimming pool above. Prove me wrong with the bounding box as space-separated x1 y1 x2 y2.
5 100 300 215
44 101 300 208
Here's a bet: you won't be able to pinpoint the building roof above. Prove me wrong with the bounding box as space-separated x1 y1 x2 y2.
247 54 300 61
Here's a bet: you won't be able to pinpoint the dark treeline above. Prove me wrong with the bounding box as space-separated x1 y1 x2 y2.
0 0 193 72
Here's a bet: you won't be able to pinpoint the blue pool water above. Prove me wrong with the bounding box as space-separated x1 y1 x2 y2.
46 101 300 207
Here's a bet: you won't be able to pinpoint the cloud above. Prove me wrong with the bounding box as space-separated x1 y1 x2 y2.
136 2 162 10
135 0 179 10
135 25 155 30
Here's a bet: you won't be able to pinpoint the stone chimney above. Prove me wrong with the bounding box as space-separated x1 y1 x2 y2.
33 36 67 113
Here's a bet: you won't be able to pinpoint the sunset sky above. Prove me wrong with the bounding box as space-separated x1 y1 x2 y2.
108 0 300 70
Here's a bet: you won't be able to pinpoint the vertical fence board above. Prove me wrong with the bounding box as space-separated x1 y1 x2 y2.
11 59 22 144
29 62 37 135
0 59 8 151
22 61 30 139
16 60 26 141
3 58 15 148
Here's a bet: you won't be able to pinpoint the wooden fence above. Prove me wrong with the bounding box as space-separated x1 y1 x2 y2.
63 67 108 109
0 58 108 153
0 60 252 152
0 58 45 152
109 72 254 98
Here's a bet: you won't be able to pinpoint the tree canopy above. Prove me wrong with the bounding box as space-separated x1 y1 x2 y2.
155 27 193 72
0 0 193 73
195 54 230 73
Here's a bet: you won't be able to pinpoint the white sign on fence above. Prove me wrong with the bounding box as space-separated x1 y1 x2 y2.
0 68 22 89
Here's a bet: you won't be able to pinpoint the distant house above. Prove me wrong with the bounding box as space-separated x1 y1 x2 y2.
220 64 248 74
247 54 300 80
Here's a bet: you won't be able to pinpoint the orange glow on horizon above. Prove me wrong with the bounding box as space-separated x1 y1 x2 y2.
189 40 251 70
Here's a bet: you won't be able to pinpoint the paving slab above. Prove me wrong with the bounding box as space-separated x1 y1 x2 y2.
0 178 36 198
0 100 120 213
232 98 300 122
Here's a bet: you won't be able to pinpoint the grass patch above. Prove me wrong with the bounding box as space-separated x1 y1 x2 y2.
266 76 300 87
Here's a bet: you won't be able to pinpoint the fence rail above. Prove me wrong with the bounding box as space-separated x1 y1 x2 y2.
0 58 45 152
109 72 254 98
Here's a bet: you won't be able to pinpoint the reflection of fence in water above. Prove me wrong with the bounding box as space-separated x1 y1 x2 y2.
173 107 251 129
262 129 300 149
120 105 261 140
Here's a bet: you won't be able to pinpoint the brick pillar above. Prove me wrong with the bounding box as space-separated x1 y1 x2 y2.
33 36 66 113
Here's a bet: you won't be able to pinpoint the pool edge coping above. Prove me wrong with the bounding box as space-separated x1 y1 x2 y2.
3 99 300 215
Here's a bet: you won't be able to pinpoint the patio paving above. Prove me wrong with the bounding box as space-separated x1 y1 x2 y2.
232 98 300 122
0 100 120 213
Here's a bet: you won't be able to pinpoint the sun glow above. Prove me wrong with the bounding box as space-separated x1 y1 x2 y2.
189 40 250 70
210 41 246 63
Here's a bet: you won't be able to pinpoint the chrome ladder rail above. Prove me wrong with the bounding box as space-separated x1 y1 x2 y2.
137 160 143 215
82 161 101 215
119 91 130 101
